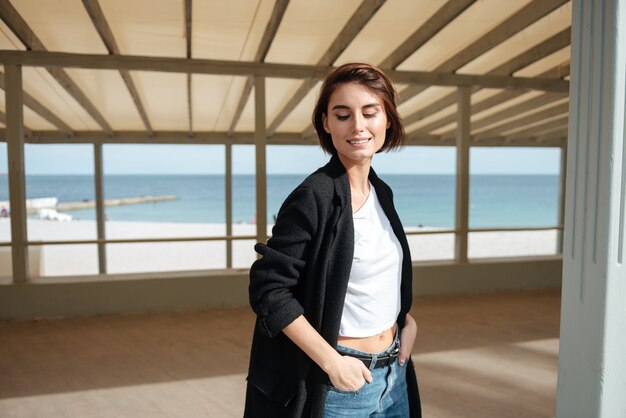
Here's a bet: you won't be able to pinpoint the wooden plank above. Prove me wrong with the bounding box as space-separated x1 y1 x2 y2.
0 1 112 134
0 50 570 92
379 0 476 69
0 70 73 134
228 0 290 135
4 65 29 282
82 0 153 135
266 0 385 136
397 0 570 104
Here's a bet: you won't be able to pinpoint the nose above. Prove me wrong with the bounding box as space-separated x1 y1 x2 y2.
351 113 365 132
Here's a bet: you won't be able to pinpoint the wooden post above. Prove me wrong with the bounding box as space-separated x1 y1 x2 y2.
455 86 471 263
225 143 233 268
254 76 268 247
5 64 29 282
94 143 107 273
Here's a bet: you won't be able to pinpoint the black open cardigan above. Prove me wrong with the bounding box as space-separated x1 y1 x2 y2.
245 156 421 417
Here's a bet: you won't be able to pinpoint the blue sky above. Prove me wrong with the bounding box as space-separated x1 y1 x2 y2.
0 143 561 175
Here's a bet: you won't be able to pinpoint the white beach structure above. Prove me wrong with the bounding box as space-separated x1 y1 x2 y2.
0 0 624 416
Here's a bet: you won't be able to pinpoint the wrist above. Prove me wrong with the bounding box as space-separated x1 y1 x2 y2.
320 350 343 375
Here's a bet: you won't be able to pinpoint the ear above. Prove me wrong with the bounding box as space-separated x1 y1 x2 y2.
387 120 391 129
323 113 331 134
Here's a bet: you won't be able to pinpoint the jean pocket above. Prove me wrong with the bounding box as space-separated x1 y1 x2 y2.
328 382 364 396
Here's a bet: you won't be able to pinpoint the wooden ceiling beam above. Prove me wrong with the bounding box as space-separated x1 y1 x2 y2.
450 92 567 135
7 130 317 145
410 62 571 135
535 127 568 143
0 1 112 134
82 0 153 136
468 101 569 139
0 50 569 92
0 70 73 134
266 0 386 137
478 115 569 142
379 0 476 69
402 27 571 127
397 0 570 105
227 0 290 135
0 128 565 148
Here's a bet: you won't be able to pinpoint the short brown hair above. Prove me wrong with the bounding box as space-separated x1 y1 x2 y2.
312 62 405 155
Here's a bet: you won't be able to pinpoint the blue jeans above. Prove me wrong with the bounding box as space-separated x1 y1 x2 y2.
323 333 409 417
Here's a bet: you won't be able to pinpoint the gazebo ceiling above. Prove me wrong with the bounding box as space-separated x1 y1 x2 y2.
0 0 571 147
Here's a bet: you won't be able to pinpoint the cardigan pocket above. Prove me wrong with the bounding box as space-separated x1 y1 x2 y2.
247 363 297 407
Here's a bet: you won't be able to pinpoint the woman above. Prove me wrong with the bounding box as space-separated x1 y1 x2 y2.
245 62 421 417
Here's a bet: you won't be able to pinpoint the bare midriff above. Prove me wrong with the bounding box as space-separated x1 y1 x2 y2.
337 323 397 354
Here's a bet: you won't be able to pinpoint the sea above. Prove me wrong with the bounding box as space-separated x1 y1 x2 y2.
0 173 560 229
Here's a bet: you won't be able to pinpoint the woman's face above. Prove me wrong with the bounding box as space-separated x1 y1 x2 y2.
323 82 389 167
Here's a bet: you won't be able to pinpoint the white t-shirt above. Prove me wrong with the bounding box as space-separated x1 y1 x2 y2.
338 184 402 338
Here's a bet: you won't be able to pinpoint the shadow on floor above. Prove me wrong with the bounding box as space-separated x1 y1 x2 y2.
0 288 561 418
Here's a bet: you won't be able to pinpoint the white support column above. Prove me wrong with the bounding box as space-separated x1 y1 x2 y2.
556 1 626 417
557 145 567 253
254 76 267 246
94 143 106 273
5 64 29 283
225 143 233 268
455 86 470 263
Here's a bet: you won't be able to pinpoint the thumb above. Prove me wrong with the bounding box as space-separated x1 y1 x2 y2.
398 348 410 366
362 364 373 383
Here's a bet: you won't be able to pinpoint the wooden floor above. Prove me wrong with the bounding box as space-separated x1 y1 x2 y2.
0 289 560 417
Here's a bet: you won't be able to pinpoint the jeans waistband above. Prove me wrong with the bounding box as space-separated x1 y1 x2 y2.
336 328 400 370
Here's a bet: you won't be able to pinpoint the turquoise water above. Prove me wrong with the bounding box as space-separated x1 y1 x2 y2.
0 173 559 228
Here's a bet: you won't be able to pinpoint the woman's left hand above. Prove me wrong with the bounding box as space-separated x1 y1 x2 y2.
398 313 417 366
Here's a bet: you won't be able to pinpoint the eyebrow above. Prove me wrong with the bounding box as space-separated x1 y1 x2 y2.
331 103 382 111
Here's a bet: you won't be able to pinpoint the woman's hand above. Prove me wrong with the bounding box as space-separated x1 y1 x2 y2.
327 355 373 391
398 313 417 366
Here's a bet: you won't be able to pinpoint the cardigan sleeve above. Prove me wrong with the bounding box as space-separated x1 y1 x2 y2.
249 186 318 338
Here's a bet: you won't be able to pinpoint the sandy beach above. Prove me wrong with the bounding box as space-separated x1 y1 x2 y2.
0 219 558 278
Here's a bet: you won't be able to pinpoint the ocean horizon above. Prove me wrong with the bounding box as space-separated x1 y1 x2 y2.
0 173 560 229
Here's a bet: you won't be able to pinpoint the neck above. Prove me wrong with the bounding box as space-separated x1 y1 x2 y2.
337 154 371 193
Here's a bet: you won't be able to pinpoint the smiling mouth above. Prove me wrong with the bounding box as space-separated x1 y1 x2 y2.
347 138 371 145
